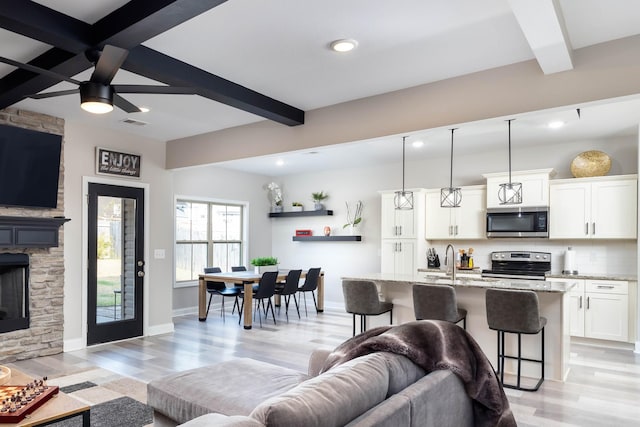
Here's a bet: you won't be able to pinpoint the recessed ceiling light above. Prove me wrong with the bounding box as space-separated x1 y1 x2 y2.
276 159 284 167
548 120 564 129
139 106 150 113
412 140 424 148
330 39 358 53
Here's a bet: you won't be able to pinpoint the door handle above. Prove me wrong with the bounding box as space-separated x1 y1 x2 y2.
586 296 590 309
137 271 145 277
137 260 145 267
592 222 596 235
579 295 582 309
585 223 589 235
596 285 614 289
454 225 458 236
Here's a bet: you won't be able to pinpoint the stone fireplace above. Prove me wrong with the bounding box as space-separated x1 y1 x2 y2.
0 108 65 363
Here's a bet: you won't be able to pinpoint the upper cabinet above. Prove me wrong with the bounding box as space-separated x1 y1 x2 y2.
483 169 555 208
424 185 486 240
381 191 421 239
549 175 637 239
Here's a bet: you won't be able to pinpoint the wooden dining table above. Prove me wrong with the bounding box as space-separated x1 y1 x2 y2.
198 270 324 329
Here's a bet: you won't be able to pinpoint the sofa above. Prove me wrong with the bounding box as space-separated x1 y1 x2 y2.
147 347 474 427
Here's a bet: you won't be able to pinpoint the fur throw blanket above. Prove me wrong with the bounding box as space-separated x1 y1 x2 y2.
321 320 516 427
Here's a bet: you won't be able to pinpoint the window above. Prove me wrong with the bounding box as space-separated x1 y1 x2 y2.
175 200 244 283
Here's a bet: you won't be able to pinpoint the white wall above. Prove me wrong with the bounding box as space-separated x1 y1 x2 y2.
63 120 175 349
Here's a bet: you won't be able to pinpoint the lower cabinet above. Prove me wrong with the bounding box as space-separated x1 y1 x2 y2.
381 240 416 275
553 278 629 342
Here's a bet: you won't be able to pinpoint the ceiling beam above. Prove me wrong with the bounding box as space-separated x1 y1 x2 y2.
0 0 304 125
509 0 573 74
123 46 305 126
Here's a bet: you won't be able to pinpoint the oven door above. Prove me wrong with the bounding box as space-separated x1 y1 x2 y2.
486 207 548 238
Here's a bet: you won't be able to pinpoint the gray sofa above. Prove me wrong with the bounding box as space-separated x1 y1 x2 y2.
147 348 474 427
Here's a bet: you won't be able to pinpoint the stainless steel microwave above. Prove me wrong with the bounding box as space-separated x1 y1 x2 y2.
486 206 549 238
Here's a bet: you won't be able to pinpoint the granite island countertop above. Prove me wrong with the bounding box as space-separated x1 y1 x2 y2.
418 268 637 282
342 272 575 293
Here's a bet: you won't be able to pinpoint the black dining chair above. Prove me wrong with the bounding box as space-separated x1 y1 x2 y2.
297 267 321 316
204 267 241 320
275 269 302 321
231 266 247 272
238 271 278 327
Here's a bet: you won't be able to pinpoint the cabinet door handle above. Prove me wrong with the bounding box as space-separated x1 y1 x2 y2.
592 222 596 235
398 242 402 252
455 225 458 236
596 285 615 289
579 296 582 309
449 225 453 236
399 226 402 236
586 296 590 310
585 223 589 235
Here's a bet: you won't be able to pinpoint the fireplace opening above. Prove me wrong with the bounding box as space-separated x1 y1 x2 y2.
0 253 29 333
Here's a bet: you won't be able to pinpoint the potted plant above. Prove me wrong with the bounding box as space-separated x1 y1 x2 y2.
291 202 304 212
250 256 279 274
311 191 329 210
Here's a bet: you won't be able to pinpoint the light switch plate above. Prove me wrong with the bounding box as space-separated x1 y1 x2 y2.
154 249 165 259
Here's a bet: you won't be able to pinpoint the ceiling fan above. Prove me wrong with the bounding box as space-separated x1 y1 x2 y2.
0 45 195 114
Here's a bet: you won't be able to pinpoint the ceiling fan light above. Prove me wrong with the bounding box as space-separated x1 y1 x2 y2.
80 82 114 114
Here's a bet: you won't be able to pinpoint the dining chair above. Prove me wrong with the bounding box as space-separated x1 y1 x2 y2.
204 267 241 320
231 266 247 271
297 267 321 316
274 269 302 321
238 271 278 327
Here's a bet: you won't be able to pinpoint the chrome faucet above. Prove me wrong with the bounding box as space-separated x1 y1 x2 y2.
444 244 456 283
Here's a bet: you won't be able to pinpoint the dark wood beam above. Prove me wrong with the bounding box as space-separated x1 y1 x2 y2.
123 46 305 126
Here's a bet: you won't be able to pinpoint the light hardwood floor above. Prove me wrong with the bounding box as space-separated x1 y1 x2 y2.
11 304 640 426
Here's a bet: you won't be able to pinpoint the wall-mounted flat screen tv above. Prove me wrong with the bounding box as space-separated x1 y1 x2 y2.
0 123 62 209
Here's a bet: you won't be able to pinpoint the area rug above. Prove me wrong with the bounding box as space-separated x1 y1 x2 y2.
46 375 153 427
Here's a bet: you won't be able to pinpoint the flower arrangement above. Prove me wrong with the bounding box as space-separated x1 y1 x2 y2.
344 200 363 228
266 182 283 211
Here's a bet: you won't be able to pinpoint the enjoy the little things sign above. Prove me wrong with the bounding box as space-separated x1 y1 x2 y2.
96 147 141 178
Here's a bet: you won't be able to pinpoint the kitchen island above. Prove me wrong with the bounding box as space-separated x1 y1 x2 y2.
341 272 575 382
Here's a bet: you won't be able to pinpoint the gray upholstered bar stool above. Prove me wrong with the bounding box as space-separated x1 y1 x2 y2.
485 288 546 391
412 284 467 329
342 280 393 336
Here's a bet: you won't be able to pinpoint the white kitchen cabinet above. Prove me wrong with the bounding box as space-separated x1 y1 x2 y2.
424 185 486 240
549 175 637 239
381 240 416 275
381 192 417 238
550 278 630 342
380 190 426 274
483 169 555 208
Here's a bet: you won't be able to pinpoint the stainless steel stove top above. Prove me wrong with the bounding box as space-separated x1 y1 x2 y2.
481 251 551 281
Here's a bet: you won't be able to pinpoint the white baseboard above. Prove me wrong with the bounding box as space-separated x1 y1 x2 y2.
635 341 640 354
147 322 175 336
63 337 85 352
172 306 198 317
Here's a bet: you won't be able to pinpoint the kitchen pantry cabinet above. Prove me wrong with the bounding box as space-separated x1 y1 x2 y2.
549 175 637 239
483 169 555 208
551 277 630 342
380 190 426 275
424 185 486 240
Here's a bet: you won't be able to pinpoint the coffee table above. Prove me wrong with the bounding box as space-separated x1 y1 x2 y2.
2 368 90 427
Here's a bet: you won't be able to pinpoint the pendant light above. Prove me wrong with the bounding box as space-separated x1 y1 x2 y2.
440 128 462 208
498 119 522 205
394 136 413 210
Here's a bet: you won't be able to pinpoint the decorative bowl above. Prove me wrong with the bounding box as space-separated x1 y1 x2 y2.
570 150 611 178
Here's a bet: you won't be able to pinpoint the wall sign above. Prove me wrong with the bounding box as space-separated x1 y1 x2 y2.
96 147 141 178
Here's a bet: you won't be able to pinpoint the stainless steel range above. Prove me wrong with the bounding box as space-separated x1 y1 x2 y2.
481 251 551 281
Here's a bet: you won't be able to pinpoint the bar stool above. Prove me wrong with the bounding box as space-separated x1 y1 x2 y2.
342 280 393 336
412 284 467 329
485 288 546 391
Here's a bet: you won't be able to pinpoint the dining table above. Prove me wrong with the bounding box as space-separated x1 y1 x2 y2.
198 269 324 329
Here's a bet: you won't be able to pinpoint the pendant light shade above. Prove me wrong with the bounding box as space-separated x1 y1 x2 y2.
441 128 462 208
498 119 522 205
394 136 413 210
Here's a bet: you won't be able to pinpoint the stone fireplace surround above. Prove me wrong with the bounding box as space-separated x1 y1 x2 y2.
0 108 65 363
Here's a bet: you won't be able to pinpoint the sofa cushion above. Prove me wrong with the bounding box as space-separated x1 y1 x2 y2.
148 358 308 424
377 352 426 396
345 392 410 427
399 370 473 427
250 353 390 427
179 413 263 427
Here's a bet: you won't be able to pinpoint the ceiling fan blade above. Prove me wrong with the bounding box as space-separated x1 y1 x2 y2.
29 89 79 99
91 45 129 85
113 94 141 113
0 56 82 86
113 85 196 95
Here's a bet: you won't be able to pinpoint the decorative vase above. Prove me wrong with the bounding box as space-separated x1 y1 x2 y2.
314 202 324 211
272 205 283 213
349 224 358 235
323 226 331 236
291 206 303 212
254 265 279 274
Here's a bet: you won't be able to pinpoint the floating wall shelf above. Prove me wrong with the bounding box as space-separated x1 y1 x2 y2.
292 235 361 242
269 210 333 218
